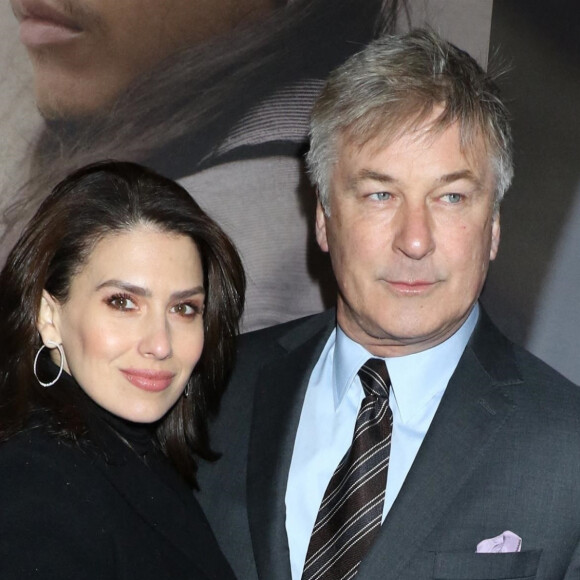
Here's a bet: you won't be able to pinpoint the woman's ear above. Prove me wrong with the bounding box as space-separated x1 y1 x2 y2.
37 290 63 346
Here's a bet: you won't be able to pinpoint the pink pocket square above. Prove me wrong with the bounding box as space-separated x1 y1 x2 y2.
476 531 522 553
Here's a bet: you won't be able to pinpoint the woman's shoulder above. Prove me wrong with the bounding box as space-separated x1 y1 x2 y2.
0 425 108 501
0 427 116 577
1 423 81 456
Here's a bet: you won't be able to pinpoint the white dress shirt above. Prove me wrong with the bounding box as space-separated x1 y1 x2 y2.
285 305 480 579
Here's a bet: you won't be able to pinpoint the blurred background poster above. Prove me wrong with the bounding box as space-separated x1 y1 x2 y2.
1 0 578 383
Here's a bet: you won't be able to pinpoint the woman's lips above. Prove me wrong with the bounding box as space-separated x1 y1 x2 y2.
14 0 83 48
121 369 175 393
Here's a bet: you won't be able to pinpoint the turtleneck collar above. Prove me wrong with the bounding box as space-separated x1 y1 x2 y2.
39 354 158 457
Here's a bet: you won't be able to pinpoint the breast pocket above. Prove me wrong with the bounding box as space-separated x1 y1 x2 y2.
432 549 542 580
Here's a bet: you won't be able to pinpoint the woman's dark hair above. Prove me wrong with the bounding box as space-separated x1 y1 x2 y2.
0 161 245 487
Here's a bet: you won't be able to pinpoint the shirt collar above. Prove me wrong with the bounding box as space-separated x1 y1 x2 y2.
333 304 480 421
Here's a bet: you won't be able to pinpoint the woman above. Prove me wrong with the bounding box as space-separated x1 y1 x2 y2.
0 161 245 579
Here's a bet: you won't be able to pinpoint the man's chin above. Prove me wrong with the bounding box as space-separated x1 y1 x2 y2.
341 307 466 356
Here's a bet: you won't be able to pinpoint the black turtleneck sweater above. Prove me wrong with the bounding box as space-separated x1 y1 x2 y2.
0 358 236 579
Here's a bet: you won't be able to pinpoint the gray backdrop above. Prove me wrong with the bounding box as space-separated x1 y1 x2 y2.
482 0 580 383
1 1 578 383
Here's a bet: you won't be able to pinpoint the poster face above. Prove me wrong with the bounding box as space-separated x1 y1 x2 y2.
2 1 578 383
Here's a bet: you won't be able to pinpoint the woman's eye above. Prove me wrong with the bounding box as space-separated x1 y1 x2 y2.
171 302 202 317
107 294 136 311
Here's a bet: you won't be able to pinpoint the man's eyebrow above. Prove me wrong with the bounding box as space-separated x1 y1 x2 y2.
347 169 398 189
348 168 483 189
95 280 205 300
435 169 483 188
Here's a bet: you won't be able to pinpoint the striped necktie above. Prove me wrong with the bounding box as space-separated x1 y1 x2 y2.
302 358 392 580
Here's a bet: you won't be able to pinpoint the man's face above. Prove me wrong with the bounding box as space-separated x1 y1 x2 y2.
316 117 500 357
11 0 273 119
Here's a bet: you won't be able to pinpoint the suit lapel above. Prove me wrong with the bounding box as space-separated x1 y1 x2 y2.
359 311 523 578
247 311 335 580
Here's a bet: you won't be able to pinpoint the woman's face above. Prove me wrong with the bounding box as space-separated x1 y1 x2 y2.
38 225 205 423
11 0 274 119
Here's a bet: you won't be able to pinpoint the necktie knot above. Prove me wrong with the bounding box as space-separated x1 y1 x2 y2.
358 358 390 399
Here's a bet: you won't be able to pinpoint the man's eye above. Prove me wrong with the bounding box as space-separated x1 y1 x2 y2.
369 192 391 201
442 193 463 204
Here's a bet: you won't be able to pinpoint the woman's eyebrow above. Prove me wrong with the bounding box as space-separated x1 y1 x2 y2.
95 280 205 300
171 287 205 301
96 280 151 296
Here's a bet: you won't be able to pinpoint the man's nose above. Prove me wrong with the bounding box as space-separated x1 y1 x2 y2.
392 203 435 260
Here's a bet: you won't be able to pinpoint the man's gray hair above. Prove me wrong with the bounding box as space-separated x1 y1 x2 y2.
307 29 513 214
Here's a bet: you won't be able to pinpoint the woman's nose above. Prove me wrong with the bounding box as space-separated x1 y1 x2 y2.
138 315 172 360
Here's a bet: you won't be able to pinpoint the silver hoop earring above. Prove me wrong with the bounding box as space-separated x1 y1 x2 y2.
33 341 65 388
184 382 191 398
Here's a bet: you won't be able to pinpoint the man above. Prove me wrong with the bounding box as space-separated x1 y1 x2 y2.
196 29 580 579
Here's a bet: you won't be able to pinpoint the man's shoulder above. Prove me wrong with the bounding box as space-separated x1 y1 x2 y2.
226 310 335 392
513 342 576 385
473 308 576 382
238 309 335 352
511 341 580 409
474 310 580 418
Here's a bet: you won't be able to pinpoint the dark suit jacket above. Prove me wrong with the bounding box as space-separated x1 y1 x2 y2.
0 415 236 579
197 308 580 579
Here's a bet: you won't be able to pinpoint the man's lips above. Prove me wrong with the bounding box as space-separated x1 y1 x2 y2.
14 0 83 48
385 280 438 295
121 369 176 393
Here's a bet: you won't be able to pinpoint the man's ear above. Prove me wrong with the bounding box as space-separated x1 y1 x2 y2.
315 199 329 253
489 211 501 261
37 290 63 345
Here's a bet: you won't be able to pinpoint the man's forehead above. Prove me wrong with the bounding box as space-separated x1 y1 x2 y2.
338 121 489 171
